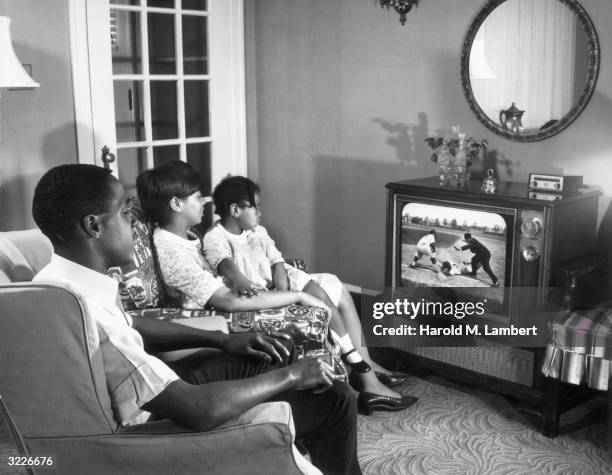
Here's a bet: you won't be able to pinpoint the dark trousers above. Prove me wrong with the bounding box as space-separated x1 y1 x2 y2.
169 346 361 475
471 254 498 283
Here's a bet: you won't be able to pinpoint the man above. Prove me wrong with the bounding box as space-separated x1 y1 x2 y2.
454 232 500 287
410 229 437 269
439 260 472 277
32 164 360 475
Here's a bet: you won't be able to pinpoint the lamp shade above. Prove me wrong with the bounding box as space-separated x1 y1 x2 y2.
0 16 39 88
469 38 497 80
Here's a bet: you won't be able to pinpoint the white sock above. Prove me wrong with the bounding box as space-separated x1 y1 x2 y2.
332 331 363 363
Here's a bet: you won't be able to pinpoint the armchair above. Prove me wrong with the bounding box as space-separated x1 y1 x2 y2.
0 283 315 475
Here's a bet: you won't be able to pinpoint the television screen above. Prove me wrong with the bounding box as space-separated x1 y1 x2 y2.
400 203 512 313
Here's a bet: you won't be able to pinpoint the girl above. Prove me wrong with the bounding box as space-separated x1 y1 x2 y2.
203 175 416 412
136 160 329 340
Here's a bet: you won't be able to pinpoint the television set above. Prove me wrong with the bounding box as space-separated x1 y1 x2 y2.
385 177 601 328
380 176 601 422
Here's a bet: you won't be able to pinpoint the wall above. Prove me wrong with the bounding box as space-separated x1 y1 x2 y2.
0 0 75 231
246 0 612 291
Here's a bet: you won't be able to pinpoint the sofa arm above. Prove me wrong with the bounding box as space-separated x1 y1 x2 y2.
25 402 318 475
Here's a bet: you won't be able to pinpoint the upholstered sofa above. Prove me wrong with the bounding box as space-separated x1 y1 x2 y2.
0 229 318 474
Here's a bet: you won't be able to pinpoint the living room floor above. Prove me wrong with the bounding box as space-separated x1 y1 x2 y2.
356 374 611 474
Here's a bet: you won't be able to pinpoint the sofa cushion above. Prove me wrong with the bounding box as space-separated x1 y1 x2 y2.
0 230 53 283
109 220 163 310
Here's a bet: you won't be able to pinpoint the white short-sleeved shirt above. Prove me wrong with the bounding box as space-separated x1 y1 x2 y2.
416 234 436 253
203 224 285 290
153 228 226 309
34 254 179 426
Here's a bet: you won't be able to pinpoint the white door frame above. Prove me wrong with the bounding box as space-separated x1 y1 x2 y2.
67 0 247 185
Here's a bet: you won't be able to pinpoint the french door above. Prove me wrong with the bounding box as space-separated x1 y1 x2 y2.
69 0 246 204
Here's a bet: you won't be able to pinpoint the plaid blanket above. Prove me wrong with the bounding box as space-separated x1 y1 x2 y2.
541 301 612 390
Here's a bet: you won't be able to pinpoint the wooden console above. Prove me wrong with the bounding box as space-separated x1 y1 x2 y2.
379 176 602 435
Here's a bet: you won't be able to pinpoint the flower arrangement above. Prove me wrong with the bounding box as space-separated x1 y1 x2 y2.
424 126 487 187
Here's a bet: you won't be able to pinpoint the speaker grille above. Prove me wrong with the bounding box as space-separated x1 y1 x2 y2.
403 340 534 386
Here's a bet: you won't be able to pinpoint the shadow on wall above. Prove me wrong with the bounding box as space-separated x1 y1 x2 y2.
0 173 44 232
371 115 525 181
371 112 430 166
312 155 431 291
0 122 77 231
473 149 523 181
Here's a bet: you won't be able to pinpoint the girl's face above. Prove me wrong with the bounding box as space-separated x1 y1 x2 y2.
236 192 261 230
179 190 205 226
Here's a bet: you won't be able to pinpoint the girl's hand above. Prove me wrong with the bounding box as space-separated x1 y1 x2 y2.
297 292 331 315
232 277 261 297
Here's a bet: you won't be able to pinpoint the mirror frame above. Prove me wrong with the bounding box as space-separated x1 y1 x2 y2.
460 0 600 142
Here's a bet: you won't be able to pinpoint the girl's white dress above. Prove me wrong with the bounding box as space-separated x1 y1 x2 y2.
203 223 342 305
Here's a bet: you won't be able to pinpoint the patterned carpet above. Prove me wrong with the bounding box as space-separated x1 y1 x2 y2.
357 376 612 475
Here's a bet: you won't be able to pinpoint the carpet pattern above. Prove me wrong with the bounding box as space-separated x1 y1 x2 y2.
357 376 611 474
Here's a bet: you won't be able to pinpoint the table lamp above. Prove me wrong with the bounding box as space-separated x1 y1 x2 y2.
0 16 39 89
0 15 39 194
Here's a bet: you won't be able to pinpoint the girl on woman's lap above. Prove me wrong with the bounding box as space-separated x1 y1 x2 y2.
203 175 417 410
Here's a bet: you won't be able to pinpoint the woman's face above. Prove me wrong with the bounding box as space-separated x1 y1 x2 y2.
180 190 205 226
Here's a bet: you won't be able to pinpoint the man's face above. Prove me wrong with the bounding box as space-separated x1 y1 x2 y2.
97 178 135 268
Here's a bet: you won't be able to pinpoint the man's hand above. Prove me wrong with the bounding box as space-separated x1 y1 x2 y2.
288 357 336 394
297 292 330 315
222 332 291 363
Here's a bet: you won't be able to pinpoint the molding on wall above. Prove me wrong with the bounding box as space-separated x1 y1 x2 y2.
68 0 96 165
209 0 248 185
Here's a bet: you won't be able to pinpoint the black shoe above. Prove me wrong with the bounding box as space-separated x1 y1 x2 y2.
357 392 418 415
341 349 371 374
491 281 500 287
375 371 408 388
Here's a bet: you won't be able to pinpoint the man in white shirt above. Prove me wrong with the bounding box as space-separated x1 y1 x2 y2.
31 164 360 475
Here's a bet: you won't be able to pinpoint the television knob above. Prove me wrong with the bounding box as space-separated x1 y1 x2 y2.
555 183 561 189
522 245 539 262
533 181 538 188
521 217 543 237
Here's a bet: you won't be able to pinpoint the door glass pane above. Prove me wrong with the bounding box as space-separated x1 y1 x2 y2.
114 81 145 143
148 13 176 74
185 81 209 137
182 15 207 74
153 145 180 166
183 0 207 11
111 11 142 74
150 81 178 140
117 148 147 196
148 0 174 8
111 0 140 5
187 142 211 194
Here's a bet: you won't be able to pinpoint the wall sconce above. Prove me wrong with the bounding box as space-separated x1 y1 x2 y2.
378 0 419 26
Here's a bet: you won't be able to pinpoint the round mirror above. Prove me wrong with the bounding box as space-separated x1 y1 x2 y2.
461 0 600 142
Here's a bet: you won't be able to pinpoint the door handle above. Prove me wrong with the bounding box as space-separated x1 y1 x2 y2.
101 145 116 169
